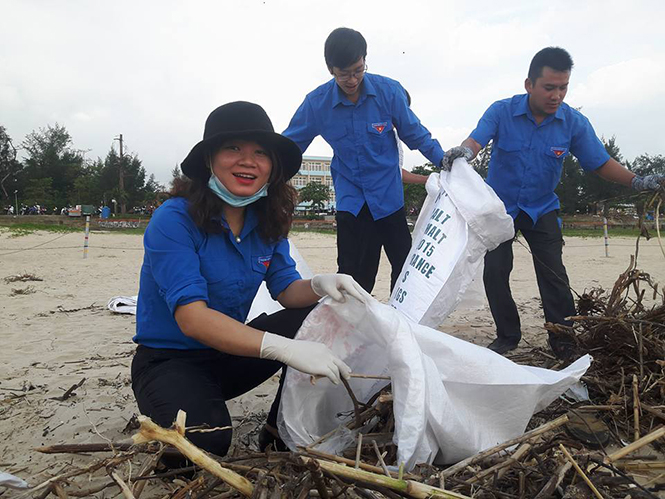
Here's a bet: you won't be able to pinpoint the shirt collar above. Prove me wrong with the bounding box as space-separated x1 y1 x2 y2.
331 73 376 108
514 93 566 122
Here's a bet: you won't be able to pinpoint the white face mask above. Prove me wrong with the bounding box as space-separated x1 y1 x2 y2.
207 173 269 207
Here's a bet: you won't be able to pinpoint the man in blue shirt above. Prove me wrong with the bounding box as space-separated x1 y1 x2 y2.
450 47 664 356
284 27 456 293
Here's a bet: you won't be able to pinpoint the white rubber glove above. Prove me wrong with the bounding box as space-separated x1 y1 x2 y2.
259 332 351 384
311 274 369 303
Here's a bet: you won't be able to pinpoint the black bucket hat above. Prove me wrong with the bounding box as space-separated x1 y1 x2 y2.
181 101 302 181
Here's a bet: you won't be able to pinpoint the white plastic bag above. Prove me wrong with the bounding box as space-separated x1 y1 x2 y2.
390 158 514 326
278 297 591 470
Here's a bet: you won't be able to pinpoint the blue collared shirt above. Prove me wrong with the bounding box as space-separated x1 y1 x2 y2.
283 73 445 220
133 197 301 349
470 94 610 223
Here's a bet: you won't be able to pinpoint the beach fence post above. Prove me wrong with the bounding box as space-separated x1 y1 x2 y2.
603 217 609 257
83 215 90 259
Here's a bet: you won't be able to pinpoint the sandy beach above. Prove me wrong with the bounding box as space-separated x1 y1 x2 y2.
1 227 664 494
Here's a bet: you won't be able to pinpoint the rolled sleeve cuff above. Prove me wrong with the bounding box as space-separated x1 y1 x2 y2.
267 270 302 301
164 281 209 316
469 130 490 149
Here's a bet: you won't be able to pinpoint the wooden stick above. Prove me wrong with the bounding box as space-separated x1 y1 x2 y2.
534 462 572 499
310 373 391 384
465 443 531 485
108 469 136 499
16 454 134 499
638 323 644 379
642 404 665 423
35 442 158 454
615 461 665 471
52 482 69 499
605 426 665 463
302 448 419 481
633 375 641 441
355 433 363 469
574 405 622 411
172 476 205 499
132 448 164 498
297 456 471 499
559 444 603 499
440 414 569 479
53 378 86 401
132 411 254 497
341 375 364 429
372 440 391 478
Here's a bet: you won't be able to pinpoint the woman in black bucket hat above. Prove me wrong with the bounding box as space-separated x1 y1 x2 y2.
131 101 368 459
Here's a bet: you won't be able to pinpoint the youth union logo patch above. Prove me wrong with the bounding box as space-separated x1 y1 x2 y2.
372 122 387 134
258 256 271 269
550 147 567 158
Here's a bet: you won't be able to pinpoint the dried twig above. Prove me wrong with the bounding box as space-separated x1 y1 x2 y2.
132 410 254 497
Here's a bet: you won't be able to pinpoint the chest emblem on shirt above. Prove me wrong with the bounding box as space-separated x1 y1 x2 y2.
258 256 271 269
372 122 387 134
550 147 567 157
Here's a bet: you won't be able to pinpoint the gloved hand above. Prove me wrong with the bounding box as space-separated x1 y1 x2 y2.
440 146 473 171
260 331 351 384
631 174 665 191
311 274 369 303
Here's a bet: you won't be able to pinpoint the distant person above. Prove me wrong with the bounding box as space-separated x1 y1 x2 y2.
283 27 466 294
449 47 665 356
131 101 368 461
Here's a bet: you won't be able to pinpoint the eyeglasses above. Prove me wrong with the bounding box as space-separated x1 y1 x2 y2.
333 64 367 82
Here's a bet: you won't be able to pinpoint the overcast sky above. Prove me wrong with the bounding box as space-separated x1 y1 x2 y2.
1 0 664 186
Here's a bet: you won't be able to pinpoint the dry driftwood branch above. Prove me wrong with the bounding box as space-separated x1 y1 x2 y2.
303 448 419 480
466 443 531 485
171 476 206 499
132 410 254 497
52 482 69 499
52 378 86 401
440 414 569 479
16 454 134 499
558 444 603 499
371 440 391 478
132 447 164 498
533 461 573 499
107 468 136 499
605 426 665 463
632 374 641 441
297 455 471 499
355 433 363 469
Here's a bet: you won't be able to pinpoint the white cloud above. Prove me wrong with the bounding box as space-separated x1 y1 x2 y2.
571 58 665 109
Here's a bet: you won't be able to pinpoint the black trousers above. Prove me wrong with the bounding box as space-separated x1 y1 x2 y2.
131 306 314 458
483 210 575 343
336 204 411 293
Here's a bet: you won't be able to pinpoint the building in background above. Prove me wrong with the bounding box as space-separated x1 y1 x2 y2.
289 155 336 212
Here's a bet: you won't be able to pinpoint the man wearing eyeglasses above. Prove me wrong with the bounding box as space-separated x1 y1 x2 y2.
284 27 460 294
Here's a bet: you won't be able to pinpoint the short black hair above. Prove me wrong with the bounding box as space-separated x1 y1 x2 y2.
324 27 367 69
528 47 574 81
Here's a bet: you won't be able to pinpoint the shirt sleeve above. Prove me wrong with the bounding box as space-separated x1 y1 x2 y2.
282 97 320 152
570 114 611 172
470 101 502 148
264 238 302 300
391 83 445 166
143 202 209 315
